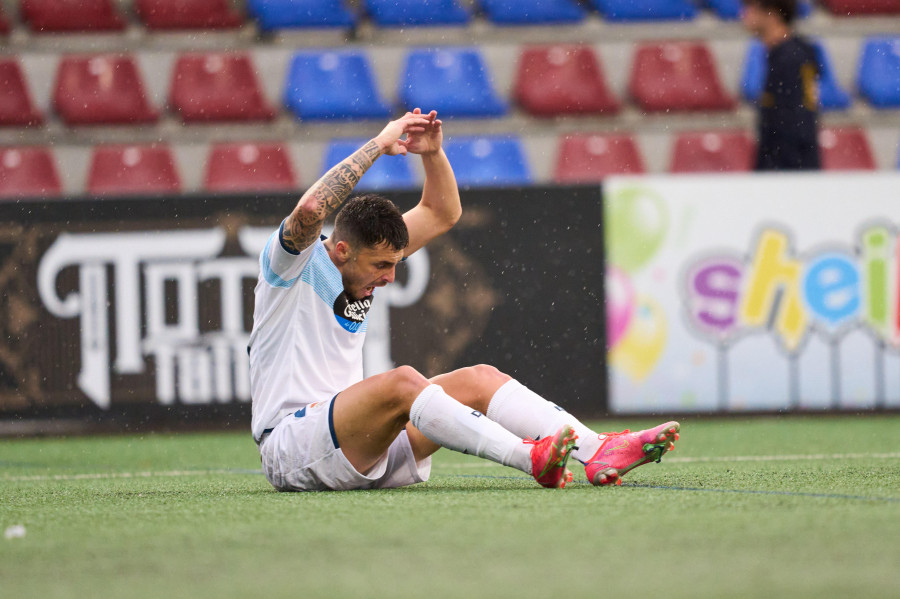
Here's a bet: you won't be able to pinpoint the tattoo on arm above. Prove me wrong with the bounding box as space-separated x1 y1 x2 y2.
282 140 383 252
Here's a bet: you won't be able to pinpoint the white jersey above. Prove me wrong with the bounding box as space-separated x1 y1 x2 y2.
249 221 373 442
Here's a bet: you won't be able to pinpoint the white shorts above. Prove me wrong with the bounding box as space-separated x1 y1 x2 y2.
257 397 432 492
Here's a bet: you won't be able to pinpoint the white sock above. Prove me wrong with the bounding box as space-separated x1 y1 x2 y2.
409 384 532 474
486 379 606 464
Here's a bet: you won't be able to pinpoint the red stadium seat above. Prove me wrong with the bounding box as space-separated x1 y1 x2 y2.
514 45 619 117
0 147 61 198
629 42 735 112
0 6 11 34
170 53 275 123
554 134 644 183
670 130 755 173
54 55 158 126
820 0 900 15
87 145 181 196
136 0 244 30
204 142 297 192
0 60 44 126
20 0 125 32
819 128 876 171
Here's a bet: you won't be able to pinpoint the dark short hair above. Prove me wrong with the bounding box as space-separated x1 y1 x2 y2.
742 0 797 23
333 194 409 252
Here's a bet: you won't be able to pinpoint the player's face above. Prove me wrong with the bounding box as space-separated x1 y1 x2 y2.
740 3 765 34
342 242 404 300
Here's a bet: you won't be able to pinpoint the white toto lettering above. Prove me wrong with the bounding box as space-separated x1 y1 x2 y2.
37 226 429 408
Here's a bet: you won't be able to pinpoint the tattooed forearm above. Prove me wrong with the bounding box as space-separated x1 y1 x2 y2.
283 140 383 252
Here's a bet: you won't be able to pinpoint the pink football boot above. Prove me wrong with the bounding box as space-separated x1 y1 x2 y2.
584 422 680 486
527 424 578 489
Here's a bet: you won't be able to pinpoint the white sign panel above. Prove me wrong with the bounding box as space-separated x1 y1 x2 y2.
605 173 900 413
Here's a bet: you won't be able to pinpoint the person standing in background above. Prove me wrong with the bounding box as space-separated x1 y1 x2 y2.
742 0 821 170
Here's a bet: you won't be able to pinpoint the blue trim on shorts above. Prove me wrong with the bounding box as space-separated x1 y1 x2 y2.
256 427 274 445
328 394 340 449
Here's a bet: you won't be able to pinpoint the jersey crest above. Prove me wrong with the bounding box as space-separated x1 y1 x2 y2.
333 292 373 333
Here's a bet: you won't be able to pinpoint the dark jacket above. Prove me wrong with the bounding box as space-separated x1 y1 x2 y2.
756 36 821 171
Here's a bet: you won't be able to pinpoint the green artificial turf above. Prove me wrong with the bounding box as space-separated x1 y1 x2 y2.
1 416 898 599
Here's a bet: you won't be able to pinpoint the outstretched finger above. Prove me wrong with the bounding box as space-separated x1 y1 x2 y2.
402 118 431 130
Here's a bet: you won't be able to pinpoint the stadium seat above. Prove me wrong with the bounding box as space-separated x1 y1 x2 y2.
858 38 900 108
205 142 297 192
480 0 586 25
514 46 619 117
284 51 389 121
670 131 755 173
0 60 44 127
443 137 531 187
821 0 900 15
0 147 61 199
705 0 811 19
629 42 735 112
135 0 244 30
554 134 644 183
741 40 851 111
88 145 181 196
170 53 275 123
247 0 356 31
589 0 696 22
399 48 506 118
54 55 158 126
20 0 125 32
364 0 469 26
819 128 876 171
0 6 10 34
322 139 415 191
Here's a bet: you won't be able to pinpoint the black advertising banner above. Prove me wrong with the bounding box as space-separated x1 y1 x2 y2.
0 185 605 432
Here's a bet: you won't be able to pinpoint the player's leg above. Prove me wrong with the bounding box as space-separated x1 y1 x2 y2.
430 365 680 486
404 364 512 462
331 366 429 475
332 365 575 487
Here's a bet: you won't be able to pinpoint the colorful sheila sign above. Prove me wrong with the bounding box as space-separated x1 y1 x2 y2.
605 173 900 414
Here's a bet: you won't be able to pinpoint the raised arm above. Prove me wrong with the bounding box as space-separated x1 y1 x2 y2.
402 109 462 256
281 112 431 253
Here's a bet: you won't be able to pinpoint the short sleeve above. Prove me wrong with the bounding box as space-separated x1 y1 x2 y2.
258 219 317 289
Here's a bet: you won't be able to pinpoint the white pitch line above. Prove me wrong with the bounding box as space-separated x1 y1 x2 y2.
665 452 900 464
1 469 248 483
438 451 900 469
3 453 900 482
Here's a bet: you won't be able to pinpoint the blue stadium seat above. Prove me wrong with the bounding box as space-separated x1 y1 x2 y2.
858 37 900 108
480 0 586 25
247 0 355 31
705 0 811 20
741 40 851 111
322 139 416 190
398 48 506 118
443 137 532 187
589 0 696 22
364 0 469 26
284 51 390 120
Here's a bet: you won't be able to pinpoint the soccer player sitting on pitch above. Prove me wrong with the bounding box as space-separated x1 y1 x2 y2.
249 109 679 492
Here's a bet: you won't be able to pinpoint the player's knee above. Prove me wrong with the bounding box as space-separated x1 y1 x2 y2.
466 364 512 388
382 365 429 410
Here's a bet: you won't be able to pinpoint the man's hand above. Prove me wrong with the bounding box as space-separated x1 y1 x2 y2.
373 112 431 156
403 108 443 156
